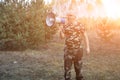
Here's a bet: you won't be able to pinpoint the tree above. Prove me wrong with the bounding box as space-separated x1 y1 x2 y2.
0 0 57 50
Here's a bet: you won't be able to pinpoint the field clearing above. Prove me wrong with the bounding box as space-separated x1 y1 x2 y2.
0 31 120 80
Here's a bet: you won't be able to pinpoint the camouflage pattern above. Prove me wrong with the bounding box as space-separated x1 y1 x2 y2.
63 23 85 80
63 23 85 50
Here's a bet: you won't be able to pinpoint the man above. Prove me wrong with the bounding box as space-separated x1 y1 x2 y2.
59 14 90 80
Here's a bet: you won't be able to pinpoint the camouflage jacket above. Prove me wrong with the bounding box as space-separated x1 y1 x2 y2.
63 23 85 50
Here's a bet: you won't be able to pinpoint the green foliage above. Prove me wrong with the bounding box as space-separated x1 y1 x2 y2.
0 0 57 50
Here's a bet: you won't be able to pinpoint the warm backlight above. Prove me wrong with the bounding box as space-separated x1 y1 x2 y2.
102 0 120 19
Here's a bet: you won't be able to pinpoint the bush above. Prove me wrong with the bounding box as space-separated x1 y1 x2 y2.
0 0 57 50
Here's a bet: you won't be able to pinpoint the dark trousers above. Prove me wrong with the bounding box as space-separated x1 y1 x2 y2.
64 48 83 80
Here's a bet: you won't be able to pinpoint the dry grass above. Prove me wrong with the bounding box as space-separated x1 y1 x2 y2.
0 31 120 80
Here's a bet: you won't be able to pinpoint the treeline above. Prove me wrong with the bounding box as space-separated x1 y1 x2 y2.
0 0 57 50
78 17 120 30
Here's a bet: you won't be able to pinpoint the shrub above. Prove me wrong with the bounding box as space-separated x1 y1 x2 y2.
0 0 57 50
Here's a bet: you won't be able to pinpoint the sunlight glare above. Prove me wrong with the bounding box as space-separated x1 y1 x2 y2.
44 0 52 4
102 0 120 19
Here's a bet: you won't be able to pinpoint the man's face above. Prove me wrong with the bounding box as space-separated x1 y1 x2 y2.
67 15 76 23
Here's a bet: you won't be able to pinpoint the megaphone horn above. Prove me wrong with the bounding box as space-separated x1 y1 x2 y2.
46 12 55 27
46 12 66 27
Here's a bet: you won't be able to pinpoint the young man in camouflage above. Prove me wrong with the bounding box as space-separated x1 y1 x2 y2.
59 14 90 80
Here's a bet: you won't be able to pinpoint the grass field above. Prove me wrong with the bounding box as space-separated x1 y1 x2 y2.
0 31 120 80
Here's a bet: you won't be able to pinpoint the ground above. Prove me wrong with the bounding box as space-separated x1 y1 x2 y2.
0 31 120 80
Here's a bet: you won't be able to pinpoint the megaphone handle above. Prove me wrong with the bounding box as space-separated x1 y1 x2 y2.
61 18 65 24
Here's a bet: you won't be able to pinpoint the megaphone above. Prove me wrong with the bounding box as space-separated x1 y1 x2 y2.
46 12 66 27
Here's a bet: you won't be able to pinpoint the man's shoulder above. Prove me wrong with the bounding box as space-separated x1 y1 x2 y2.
63 22 85 31
75 23 85 32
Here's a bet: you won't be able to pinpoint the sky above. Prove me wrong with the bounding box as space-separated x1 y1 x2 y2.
102 0 120 19
1 0 120 19
44 0 52 4
44 0 120 19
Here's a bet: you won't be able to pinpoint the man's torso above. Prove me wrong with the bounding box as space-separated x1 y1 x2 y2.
63 23 85 50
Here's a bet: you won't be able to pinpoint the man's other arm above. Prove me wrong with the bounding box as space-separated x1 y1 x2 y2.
59 26 65 39
83 31 90 54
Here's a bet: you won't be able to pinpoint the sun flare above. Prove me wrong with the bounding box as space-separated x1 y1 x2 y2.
102 0 120 19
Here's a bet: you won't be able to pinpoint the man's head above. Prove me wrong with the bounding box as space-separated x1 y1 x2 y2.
66 14 76 23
